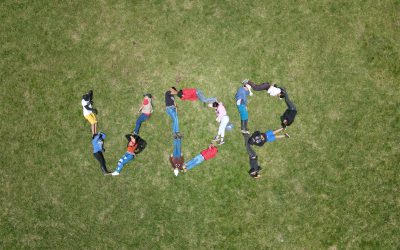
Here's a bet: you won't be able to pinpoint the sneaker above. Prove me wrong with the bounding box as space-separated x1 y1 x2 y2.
173 168 179 176
212 136 220 142
241 130 250 134
111 171 120 176
181 165 187 173
285 133 290 138
218 140 225 145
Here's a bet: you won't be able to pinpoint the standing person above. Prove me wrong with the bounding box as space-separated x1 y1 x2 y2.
211 102 230 145
280 88 297 129
248 128 290 147
165 87 182 138
235 84 251 134
111 134 146 176
81 90 98 135
133 93 153 135
175 144 218 176
92 132 111 175
177 88 217 103
242 79 282 97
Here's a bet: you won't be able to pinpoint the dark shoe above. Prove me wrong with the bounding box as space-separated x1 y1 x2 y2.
249 171 261 178
174 132 183 139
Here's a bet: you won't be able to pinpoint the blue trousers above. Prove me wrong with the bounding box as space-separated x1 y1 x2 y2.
133 113 149 134
166 106 179 133
237 104 248 121
185 154 205 170
173 138 182 158
196 89 217 103
115 152 135 173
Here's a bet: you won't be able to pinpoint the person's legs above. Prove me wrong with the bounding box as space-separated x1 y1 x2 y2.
173 138 182 159
218 116 229 138
94 152 109 174
115 153 134 173
243 134 256 158
134 113 148 134
237 104 249 133
185 154 205 170
166 106 180 133
196 89 217 103
273 127 284 135
284 92 296 110
247 82 271 91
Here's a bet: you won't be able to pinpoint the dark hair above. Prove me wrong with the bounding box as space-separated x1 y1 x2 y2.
177 90 183 98
92 133 98 139
144 93 152 98
171 87 177 91
212 102 219 108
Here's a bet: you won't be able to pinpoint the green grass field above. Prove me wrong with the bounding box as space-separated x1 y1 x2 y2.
1 0 399 248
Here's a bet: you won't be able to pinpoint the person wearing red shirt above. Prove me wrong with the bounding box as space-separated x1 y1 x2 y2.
177 88 217 103
111 134 146 176
133 94 153 135
175 144 218 175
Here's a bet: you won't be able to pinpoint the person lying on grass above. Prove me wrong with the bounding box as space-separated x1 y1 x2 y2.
248 128 290 147
242 79 282 97
210 101 230 145
81 90 98 135
165 87 182 138
111 134 146 176
133 93 153 135
174 143 218 176
235 83 252 134
92 132 111 175
176 87 217 104
279 88 297 129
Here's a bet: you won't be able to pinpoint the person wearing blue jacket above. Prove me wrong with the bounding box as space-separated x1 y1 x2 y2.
92 132 111 175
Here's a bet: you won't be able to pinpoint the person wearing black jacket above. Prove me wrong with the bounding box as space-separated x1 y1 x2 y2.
280 88 297 129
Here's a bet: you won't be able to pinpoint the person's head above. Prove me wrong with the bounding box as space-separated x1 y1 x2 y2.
130 134 137 143
177 89 183 98
143 93 152 99
212 102 219 108
83 90 93 101
170 87 178 95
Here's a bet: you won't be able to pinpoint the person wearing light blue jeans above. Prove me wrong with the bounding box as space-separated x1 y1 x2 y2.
185 154 205 170
196 89 217 103
173 138 182 159
166 106 179 134
165 87 180 135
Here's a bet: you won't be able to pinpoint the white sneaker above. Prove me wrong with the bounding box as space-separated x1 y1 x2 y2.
173 168 179 176
111 171 120 176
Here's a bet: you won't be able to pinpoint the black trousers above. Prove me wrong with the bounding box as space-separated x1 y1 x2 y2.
93 152 109 174
247 82 271 91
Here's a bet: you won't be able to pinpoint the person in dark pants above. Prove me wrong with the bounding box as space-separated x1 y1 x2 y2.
92 132 111 175
242 79 282 97
243 133 261 178
280 88 297 129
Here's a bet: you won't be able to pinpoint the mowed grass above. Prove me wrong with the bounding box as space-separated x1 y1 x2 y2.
1 0 399 248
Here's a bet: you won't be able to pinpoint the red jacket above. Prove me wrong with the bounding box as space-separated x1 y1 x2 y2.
200 146 218 160
181 88 198 101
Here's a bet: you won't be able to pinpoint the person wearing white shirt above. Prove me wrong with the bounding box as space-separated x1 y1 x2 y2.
81 90 98 135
